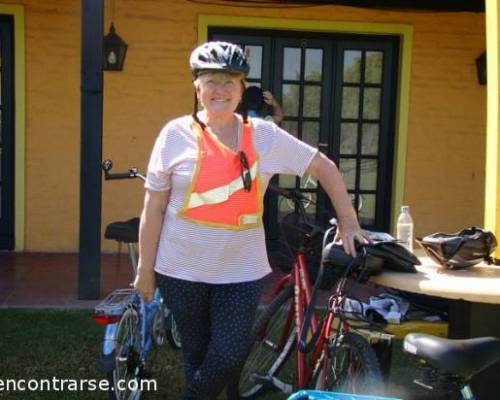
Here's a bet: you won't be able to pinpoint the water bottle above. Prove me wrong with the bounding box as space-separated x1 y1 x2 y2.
397 205 414 252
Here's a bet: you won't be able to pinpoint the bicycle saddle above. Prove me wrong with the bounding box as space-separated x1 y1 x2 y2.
104 217 140 243
404 333 500 380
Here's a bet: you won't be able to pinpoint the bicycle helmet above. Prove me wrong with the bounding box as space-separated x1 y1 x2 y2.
417 227 497 269
189 41 249 77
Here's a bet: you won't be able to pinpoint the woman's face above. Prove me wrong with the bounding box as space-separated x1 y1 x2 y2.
195 72 244 118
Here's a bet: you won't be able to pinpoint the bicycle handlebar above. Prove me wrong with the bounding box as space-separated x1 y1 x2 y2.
102 159 146 182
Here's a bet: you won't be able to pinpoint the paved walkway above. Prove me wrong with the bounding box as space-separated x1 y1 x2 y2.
0 252 134 308
0 252 379 309
0 252 291 309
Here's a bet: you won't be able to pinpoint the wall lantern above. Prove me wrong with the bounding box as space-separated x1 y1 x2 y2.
475 51 486 85
103 23 127 71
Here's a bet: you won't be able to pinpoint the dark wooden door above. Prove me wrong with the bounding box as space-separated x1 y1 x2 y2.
210 29 398 241
0 15 14 250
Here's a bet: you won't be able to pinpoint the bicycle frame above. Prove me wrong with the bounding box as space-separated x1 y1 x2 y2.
269 249 346 391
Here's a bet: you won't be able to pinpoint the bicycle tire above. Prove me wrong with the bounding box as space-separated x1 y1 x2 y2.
107 307 142 400
314 331 384 396
165 312 182 350
238 284 295 398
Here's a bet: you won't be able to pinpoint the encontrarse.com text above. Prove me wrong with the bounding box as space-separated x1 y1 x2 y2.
0 378 157 392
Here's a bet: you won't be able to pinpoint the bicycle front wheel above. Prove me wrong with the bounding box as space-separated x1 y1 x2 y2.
107 307 142 400
165 311 182 350
238 284 295 398
314 332 384 396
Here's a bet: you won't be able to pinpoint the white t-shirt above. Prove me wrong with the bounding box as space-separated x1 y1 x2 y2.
145 114 318 284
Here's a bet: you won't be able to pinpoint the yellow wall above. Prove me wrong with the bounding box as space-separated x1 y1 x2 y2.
5 0 485 251
485 0 500 257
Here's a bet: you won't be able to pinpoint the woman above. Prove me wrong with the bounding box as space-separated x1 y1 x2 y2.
134 41 365 399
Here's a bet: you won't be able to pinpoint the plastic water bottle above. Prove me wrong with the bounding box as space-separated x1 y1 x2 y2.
397 205 414 252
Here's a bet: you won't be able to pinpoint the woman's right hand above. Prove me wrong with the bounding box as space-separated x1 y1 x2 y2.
133 266 155 302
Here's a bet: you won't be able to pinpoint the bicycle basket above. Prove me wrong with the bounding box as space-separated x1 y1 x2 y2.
276 211 337 290
287 390 402 400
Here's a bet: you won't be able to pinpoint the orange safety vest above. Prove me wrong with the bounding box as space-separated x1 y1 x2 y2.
177 118 263 230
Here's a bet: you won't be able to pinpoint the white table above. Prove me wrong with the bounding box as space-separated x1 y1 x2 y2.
371 254 500 304
370 251 500 398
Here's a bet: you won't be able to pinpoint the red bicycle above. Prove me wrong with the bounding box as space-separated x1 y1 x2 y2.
237 185 384 398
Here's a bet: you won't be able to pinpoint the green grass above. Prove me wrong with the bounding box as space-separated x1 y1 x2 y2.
0 309 447 400
0 309 183 399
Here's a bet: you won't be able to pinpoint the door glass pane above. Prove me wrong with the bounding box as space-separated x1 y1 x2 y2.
282 84 300 117
360 159 378 190
279 174 296 188
283 47 301 80
358 194 376 226
363 88 381 119
303 86 321 117
300 173 317 191
281 120 298 137
343 50 362 83
278 191 316 216
278 193 294 218
362 123 379 155
341 87 359 119
304 192 317 216
339 158 356 190
340 123 358 155
302 121 319 147
245 45 263 80
365 51 383 84
305 49 322 81
349 193 362 211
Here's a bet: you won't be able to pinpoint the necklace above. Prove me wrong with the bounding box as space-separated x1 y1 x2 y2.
208 118 239 151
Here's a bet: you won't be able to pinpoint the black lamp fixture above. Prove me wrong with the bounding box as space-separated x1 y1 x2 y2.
103 23 127 71
475 51 486 85
103 0 127 71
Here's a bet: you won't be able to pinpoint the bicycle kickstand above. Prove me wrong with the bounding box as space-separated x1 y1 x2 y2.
250 373 294 395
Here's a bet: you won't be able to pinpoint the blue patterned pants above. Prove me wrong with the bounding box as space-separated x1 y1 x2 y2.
156 273 264 400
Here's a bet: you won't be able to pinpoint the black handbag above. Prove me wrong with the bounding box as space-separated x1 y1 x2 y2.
416 227 497 269
322 230 420 276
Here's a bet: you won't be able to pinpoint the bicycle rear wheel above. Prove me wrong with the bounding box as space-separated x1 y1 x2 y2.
107 307 142 400
314 332 384 396
238 284 295 398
